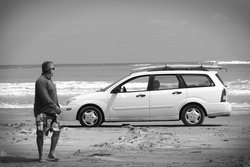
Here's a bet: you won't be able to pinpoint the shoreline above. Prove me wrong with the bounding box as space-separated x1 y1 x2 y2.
0 108 250 166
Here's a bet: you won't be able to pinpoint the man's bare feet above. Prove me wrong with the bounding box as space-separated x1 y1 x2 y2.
48 154 59 161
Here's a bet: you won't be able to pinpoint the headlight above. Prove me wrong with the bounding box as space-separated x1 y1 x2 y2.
63 98 76 106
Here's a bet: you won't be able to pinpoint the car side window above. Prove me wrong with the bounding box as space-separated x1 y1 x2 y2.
182 75 214 88
153 75 179 90
121 76 149 92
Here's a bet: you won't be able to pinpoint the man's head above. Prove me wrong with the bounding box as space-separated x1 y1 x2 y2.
41 61 55 78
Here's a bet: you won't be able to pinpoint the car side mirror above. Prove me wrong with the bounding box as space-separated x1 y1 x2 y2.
111 87 121 94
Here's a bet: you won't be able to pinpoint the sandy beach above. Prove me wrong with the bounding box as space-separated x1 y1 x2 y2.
0 108 250 167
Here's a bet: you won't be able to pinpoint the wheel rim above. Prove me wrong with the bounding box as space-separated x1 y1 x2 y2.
185 108 201 125
82 110 98 126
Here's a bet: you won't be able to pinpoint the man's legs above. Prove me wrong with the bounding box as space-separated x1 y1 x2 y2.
48 131 60 159
36 132 46 162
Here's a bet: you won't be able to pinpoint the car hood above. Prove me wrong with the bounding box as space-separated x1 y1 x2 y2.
68 91 108 105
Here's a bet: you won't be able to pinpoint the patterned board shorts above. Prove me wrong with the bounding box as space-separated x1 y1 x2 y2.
36 113 61 136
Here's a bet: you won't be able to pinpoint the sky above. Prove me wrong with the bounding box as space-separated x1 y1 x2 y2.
0 0 250 65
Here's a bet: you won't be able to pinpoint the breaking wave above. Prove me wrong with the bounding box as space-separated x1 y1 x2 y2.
1 79 250 97
226 80 250 95
205 60 250 65
218 61 250 65
0 79 250 110
0 81 111 96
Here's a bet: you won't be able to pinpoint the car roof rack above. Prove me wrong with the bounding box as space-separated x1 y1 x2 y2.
131 64 228 72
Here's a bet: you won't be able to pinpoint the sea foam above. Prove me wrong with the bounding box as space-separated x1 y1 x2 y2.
1 79 250 110
0 81 111 96
1 79 250 96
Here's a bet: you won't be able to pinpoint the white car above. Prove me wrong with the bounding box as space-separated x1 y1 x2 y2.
60 64 231 127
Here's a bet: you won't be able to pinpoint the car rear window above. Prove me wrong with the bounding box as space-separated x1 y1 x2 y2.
215 73 226 86
181 74 215 88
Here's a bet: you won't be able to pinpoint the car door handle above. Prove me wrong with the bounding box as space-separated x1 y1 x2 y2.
172 91 182 95
136 94 146 98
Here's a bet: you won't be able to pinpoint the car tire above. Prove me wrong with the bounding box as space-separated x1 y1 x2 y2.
181 104 205 126
78 106 103 127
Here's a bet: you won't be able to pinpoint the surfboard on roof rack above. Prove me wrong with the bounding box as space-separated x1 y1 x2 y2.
131 64 228 72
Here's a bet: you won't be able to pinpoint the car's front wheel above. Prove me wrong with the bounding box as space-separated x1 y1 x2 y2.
181 104 205 126
78 106 103 127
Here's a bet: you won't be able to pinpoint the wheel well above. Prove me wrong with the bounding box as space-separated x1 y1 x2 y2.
76 104 105 122
179 103 207 119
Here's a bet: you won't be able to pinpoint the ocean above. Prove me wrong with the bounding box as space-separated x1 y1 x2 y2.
0 61 250 114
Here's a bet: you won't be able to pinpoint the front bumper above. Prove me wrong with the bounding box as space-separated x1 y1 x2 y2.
59 105 79 121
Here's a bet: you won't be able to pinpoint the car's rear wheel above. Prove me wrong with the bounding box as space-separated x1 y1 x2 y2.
181 104 205 126
78 106 103 127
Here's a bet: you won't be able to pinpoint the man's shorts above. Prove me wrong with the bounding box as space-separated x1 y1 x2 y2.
36 113 61 136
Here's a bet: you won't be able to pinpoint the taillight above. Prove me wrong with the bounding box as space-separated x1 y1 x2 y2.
221 89 227 102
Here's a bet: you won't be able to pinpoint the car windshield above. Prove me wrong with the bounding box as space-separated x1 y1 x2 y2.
97 76 128 92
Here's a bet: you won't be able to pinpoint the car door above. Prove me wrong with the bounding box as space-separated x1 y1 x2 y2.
150 75 187 119
108 75 150 121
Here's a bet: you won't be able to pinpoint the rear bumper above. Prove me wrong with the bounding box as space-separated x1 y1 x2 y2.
205 102 231 118
207 112 230 118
